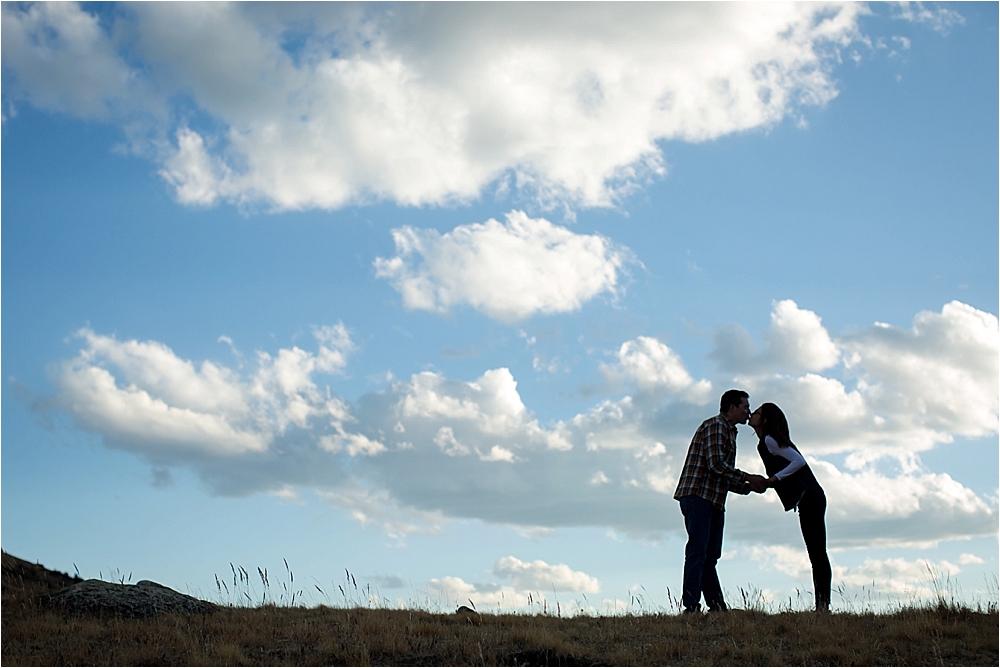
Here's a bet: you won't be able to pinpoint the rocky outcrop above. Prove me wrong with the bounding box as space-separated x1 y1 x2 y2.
44 579 218 618
455 604 482 625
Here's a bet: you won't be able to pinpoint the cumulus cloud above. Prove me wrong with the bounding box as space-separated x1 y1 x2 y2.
48 324 371 470
712 300 999 460
835 556 961 599
0 2 147 119
747 547 964 600
747 545 815 581
426 576 522 612
840 301 999 440
374 211 630 321
55 361 267 457
819 463 993 548
397 367 533 438
480 445 517 464
38 301 998 548
54 329 263 457
727 460 996 549
3 2 869 210
493 556 600 593
602 335 713 403
426 556 600 613
712 299 839 374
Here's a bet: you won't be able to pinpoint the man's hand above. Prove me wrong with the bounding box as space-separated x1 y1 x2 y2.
747 474 768 493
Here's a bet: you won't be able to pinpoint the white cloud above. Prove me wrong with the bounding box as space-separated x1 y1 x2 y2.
835 557 961 599
815 461 995 548
2 2 868 211
55 362 267 456
74 329 246 415
590 471 611 486
0 2 145 119
840 301 999 440
399 374 482 423
398 367 530 437
51 325 360 461
426 576 526 612
434 426 470 457
493 556 600 593
713 300 999 461
747 548 965 601
375 211 630 321
747 545 813 581
892 2 965 34
712 299 839 374
603 335 712 402
41 301 998 549
426 556 600 613
364 297 994 545
159 127 230 207
320 432 387 458
479 445 516 463
765 299 840 371
959 553 984 565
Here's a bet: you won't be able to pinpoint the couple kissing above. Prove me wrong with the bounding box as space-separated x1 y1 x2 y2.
673 389 831 614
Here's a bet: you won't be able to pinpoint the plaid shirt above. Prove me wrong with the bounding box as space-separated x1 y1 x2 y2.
673 414 750 511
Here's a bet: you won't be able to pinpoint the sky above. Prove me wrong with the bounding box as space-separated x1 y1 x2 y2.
2 1 997 614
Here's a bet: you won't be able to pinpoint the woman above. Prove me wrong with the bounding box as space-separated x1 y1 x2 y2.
749 402 831 611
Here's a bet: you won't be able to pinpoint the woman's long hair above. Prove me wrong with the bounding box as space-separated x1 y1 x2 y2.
758 403 799 452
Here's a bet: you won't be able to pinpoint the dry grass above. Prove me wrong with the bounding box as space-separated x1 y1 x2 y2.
3 551 997 666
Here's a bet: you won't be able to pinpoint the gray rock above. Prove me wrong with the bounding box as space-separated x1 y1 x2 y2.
456 604 482 624
44 579 218 618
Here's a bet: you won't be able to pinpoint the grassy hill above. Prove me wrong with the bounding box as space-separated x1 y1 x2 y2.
2 550 997 666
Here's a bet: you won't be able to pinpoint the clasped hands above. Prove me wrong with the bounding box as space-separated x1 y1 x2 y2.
746 474 774 493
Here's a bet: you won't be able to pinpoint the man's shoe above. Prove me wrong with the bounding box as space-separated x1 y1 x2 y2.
682 607 701 614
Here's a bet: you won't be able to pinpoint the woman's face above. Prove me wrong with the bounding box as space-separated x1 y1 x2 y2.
748 407 763 430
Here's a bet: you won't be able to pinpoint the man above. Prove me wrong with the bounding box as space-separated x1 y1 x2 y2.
674 389 766 613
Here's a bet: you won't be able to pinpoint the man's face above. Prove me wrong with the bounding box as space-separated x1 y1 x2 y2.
729 398 751 425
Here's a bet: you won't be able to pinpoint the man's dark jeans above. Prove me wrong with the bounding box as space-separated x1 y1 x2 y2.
678 495 727 613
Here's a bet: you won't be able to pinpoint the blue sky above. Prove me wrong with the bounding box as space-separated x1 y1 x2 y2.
2 2 997 612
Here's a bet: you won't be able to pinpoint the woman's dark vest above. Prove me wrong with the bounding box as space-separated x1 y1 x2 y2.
757 438 824 512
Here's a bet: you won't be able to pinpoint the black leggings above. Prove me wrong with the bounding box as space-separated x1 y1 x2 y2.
798 489 831 608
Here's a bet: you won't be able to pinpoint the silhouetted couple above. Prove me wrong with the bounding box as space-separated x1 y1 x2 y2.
673 389 831 613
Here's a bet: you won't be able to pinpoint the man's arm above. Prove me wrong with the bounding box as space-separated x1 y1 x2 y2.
702 422 748 491
701 422 769 494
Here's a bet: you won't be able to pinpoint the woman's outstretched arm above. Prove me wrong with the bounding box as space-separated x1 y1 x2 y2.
764 435 806 487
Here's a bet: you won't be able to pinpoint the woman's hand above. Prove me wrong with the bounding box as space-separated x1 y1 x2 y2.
765 476 778 488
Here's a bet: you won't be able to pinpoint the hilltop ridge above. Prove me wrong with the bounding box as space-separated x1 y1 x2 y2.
1 550 82 601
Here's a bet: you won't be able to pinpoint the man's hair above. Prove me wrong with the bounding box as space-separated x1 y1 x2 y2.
719 389 749 414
